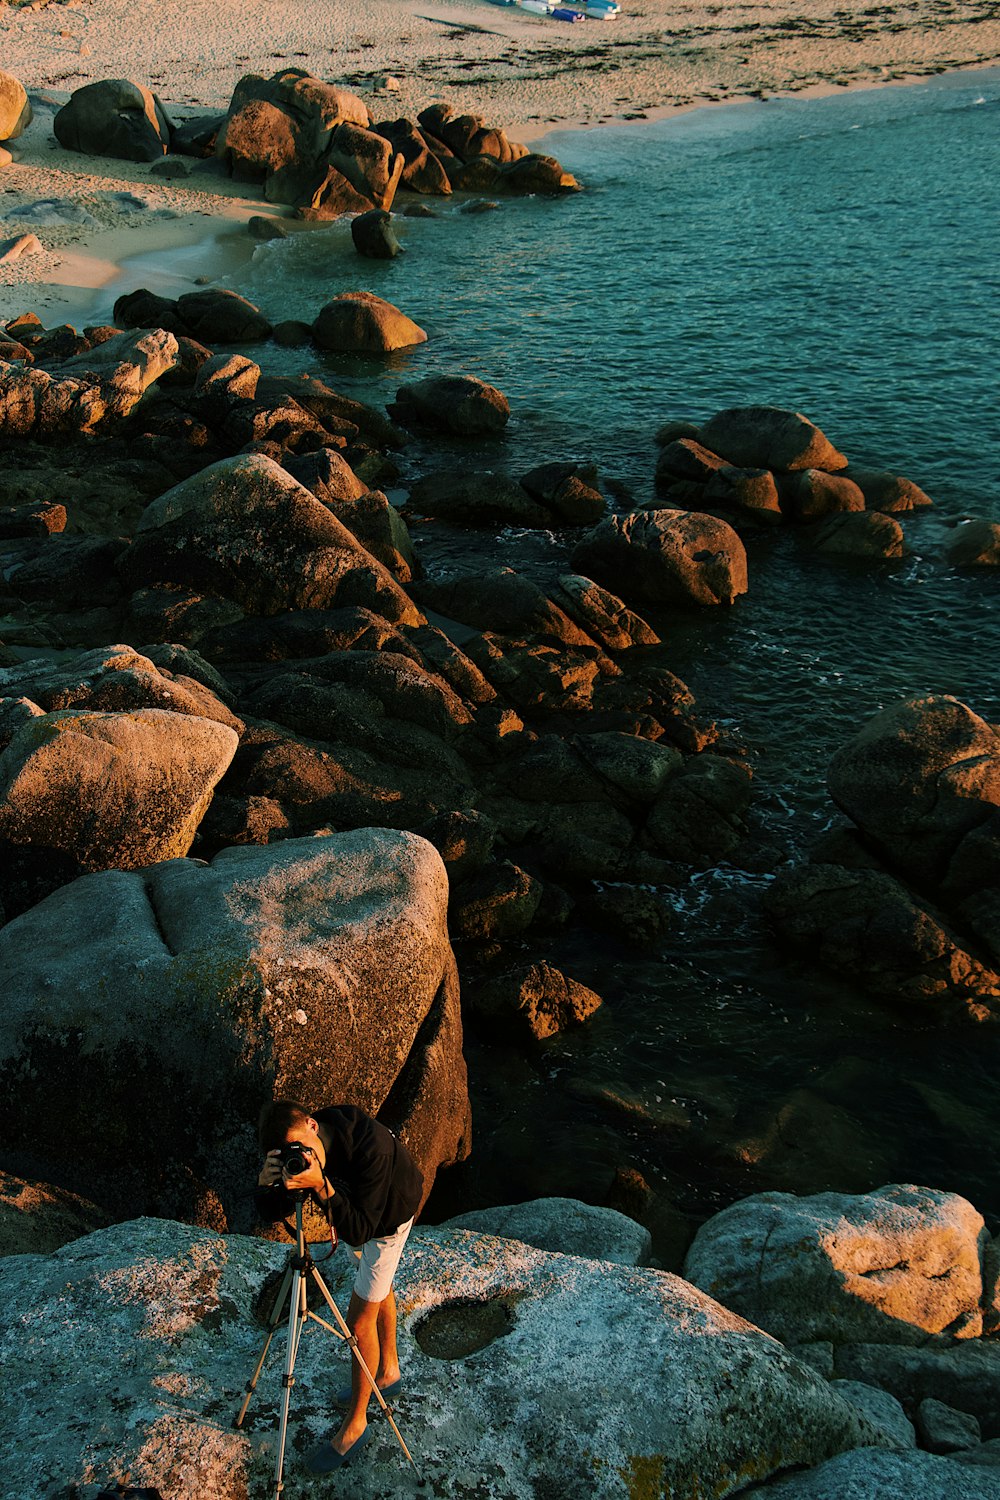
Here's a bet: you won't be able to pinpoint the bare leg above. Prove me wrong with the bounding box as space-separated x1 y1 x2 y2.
331 1292 379 1452
376 1288 400 1386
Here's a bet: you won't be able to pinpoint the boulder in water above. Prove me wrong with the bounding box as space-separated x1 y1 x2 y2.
571 509 749 608
312 291 427 352
698 406 848 473
391 373 510 435
827 695 1000 886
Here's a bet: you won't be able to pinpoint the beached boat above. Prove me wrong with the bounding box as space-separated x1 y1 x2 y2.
550 5 584 17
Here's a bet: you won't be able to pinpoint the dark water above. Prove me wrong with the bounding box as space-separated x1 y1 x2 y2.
112 71 1000 1248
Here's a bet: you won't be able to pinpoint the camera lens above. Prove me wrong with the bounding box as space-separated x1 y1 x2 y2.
282 1145 309 1176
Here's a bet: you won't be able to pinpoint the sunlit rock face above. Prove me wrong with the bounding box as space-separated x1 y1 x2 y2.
684 1184 988 1346
0 829 469 1228
0 1218 887 1500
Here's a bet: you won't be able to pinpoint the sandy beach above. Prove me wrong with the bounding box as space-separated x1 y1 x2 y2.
1 0 999 323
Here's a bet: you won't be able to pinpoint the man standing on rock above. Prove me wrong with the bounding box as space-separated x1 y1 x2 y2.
256 1099 423 1474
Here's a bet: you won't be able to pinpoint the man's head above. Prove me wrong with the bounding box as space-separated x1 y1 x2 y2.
258 1100 326 1167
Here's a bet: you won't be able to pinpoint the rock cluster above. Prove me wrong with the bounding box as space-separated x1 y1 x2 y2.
654 404 933 561
0 293 765 1231
220 81 581 218
766 694 1000 1018
5 1181 1000 1498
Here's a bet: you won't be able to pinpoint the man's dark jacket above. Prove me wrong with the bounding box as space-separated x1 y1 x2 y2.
256 1105 423 1246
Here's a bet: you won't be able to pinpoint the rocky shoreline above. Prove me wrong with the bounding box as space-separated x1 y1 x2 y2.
4 1184 1000 1496
3 51 1000 1500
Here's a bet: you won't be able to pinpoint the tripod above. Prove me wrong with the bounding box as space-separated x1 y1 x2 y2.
234 1196 418 1497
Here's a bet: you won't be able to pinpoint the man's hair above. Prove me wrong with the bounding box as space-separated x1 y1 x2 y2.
259 1099 311 1152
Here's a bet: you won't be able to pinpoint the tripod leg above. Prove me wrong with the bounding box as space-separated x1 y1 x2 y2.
272 1267 308 1499
234 1265 294 1429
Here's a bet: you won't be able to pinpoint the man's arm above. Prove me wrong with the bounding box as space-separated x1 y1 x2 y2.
323 1126 394 1245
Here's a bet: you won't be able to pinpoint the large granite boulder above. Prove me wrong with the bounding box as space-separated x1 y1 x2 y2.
0 71 32 142
443 1196 651 1264
54 79 172 162
697 406 848 473
571 509 748 608
0 706 237 885
121 452 420 626
743 1447 1000 1499
684 1185 988 1346
827 696 1000 886
312 291 427 352
176 288 272 343
0 829 470 1225
0 1218 888 1498
0 644 239 734
217 68 371 203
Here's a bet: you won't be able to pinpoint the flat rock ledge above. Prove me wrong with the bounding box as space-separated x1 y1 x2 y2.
0 1217 885 1500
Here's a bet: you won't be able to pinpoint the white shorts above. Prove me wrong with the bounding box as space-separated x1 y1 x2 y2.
348 1218 414 1304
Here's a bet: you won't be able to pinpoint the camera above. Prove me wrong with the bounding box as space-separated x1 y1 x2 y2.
280 1143 313 1177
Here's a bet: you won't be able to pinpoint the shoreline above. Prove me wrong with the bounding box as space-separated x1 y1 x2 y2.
0 0 998 327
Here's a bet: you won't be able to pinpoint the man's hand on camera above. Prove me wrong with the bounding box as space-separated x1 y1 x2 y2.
258 1150 283 1189
284 1157 324 1193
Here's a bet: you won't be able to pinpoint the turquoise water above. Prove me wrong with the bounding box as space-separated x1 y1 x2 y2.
118 71 1000 1241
